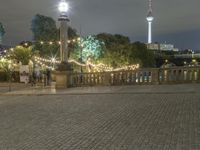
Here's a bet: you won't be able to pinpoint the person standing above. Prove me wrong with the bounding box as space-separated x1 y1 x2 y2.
46 69 51 86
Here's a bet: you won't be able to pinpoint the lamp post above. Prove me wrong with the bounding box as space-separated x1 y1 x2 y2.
80 44 83 73
58 0 69 63
8 61 13 92
54 0 72 88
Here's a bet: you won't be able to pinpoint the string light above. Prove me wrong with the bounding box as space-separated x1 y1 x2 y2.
34 56 140 72
68 59 86 67
33 37 82 46
51 58 56 63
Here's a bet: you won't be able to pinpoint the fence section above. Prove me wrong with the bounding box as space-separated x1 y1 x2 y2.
69 67 200 87
159 67 200 83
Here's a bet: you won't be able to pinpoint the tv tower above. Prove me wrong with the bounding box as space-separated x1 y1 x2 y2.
146 0 154 44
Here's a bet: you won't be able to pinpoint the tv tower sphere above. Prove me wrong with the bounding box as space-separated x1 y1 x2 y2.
146 16 154 22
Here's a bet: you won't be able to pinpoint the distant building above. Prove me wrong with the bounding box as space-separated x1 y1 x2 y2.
146 43 179 52
160 44 174 51
146 43 159 50
173 48 179 52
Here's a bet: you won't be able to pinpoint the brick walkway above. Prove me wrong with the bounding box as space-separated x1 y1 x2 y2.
0 85 200 149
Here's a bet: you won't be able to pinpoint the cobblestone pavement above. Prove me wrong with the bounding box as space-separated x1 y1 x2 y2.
2 84 200 95
0 83 31 94
0 86 200 149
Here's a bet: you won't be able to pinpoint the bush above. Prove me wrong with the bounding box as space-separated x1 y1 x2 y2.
0 71 20 82
12 71 20 82
0 71 8 81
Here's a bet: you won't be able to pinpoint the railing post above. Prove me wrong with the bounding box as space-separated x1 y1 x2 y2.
151 68 159 84
180 69 184 83
104 72 111 86
198 68 200 82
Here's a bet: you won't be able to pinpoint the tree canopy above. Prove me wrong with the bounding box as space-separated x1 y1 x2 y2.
8 46 33 65
0 22 5 44
71 33 155 68
30 15 155 68
31 14 77 57
31 14 58 41
96 33 155 68
0 22 5 36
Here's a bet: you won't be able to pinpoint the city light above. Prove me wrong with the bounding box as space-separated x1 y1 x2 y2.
192 59 196 63
32 37 82 46
51 58 56 63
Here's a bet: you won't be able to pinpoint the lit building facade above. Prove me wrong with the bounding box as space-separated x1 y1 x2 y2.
146 43 179 52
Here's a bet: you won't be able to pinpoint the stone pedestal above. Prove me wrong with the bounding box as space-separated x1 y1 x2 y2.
54 62 73 89
54 71 72 88
151 68 160 84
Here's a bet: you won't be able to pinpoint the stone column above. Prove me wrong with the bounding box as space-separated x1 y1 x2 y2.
59 17 69 62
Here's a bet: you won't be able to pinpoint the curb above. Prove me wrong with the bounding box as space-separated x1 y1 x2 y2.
0 91 198 96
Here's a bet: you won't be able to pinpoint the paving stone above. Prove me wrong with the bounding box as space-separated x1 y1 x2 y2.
0 85 199 149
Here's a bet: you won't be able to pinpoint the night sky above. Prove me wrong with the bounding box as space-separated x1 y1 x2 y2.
0 0 200 50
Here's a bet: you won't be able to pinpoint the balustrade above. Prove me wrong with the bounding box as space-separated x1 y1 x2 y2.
68 67 200 87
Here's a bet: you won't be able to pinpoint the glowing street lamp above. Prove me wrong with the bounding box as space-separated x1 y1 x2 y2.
58 0 69 14
51 57 56 69
58 0 70 62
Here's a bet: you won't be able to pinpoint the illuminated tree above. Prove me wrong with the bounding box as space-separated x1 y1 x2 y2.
8 46 33 65
0 58 11 81
76 35 104 62
0 58 9 72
